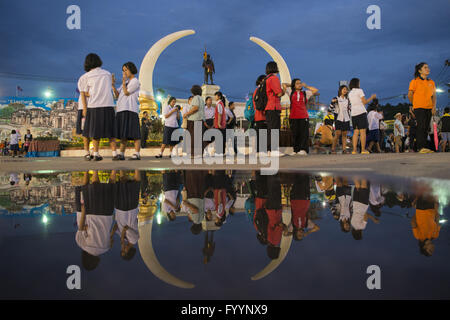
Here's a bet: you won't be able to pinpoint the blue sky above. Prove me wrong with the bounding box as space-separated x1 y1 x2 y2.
0 0 449 107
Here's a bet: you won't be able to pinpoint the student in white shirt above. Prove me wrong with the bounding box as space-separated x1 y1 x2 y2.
80 53 116 161
76 72 89 158
111 62 141 160
351 178 379 240
203 96 215 153
366 102 384 153
9 129 20 157
330 85 351 154
348 78 377 154
394 112 405 153
156 97 181 158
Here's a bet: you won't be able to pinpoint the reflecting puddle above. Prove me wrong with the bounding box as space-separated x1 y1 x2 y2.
1 170 450 299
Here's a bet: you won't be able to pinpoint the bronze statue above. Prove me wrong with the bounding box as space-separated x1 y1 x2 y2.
202 52 215 85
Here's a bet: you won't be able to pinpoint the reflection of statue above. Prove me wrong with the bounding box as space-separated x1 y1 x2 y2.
202 52 215 85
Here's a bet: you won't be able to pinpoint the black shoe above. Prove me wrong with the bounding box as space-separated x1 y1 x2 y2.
84 154 92 161
93 155 103 161
155 154 162 159
119 154 125 160
112 155 121 161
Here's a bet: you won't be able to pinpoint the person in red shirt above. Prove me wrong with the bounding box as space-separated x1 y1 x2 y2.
253 75 267 154
214 91 227 155
285 78 318 155
264 61 286 156
290 173 315 241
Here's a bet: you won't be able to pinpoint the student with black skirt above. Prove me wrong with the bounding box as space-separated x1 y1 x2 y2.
156 96 181 158
80 53 116 161
111 62 141 160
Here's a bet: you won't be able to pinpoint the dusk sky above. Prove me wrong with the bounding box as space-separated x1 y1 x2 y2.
0 0 449 107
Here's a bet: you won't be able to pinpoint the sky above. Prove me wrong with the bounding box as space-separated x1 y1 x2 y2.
0 0 449 107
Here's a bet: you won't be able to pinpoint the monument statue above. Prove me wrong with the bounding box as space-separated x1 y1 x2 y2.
202 49 215 85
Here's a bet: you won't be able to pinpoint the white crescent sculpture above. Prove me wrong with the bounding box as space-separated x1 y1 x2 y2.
139 30 196 117
138 219 195 289
251 208 293 281
249 36 292 105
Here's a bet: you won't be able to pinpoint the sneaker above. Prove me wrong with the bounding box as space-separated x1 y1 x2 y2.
299 150 308 156
270 151 285 157
84 154 92 161
129 154 141 160
288 151 297 156
93 155 103 161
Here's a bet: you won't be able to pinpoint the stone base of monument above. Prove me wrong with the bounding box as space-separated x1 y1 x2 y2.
201 84 221 100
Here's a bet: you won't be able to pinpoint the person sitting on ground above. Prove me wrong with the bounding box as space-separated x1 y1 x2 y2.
313 112 334 152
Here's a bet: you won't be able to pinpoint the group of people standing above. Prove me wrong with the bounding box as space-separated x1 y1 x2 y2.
77 53 142 161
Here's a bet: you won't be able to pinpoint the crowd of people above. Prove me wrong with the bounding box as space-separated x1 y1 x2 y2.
3 57 442 161
0 129 33 157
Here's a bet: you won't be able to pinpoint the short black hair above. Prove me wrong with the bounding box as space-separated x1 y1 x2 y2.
338 85 349 97
267 245 281 260
228 101 234 107
256 74 266 86
351 229 362 240
190 223 202 235
11 130 16 134
121 247 137 261
81 250 100 271
123 61 137 75
414 62 428 78
205 96 212 103
191 85 202 96
445 107 449 114
265 61 279 75
349 78 360 90
84 53 102 72
168 96 176 105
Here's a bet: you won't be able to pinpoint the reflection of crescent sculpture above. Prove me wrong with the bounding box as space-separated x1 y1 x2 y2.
139 29 196 118
251 209 292 281
138 219 195 289
249 36 292 105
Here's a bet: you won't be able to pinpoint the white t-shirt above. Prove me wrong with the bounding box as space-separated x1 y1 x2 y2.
338 195 352 221
81 67 115 108
368 110 383 130
162 190 178 213
394 119 405 137
369 184 384 206
204 198 215 212
163 104 179 128
336 96 350 122
77 73 89 110
204 105 215 120
351 203 368 230
116 77 140 114
114 208 139 245
10 133 19 145
76 213 114 256
348 88 366 116
225 107 234 121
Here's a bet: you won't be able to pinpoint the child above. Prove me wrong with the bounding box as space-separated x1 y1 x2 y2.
9 130 20 157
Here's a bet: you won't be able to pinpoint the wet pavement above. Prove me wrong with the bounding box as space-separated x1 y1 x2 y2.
1 169 450 299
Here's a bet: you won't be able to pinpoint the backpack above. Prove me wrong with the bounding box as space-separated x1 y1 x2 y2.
244 95 255 123
254 75 271 111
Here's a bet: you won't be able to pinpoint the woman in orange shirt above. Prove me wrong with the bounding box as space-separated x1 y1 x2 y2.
408 62 436 153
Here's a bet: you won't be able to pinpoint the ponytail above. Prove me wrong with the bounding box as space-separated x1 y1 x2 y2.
215 91 226 105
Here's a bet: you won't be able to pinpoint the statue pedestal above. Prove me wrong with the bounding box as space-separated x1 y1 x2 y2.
201 84 220 100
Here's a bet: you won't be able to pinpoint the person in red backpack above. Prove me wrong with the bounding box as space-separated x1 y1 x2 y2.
214 91 227 156
264 61 287 157
285 78 318 156
253 75 267 155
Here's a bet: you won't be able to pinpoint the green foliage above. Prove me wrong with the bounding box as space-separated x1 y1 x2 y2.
380 102 411 120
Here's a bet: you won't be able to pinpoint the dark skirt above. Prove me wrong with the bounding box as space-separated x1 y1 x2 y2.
82 107 115 139
82 183 115 216
163 126 180 145
76 110 84 135
10 144 19 151
114 181 141 211
163 171 182 192
115 110 141 140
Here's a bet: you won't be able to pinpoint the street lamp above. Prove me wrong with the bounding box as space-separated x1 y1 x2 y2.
436 88 444 93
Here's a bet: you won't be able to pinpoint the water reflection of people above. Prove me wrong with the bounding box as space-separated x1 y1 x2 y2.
76 171 115 271
336 177 352 233
411 194 440 256
369 181 385 217
351 179 379 240
213 170 228 227
162 170 182 221
111 170 141 261
182 170 206 235
290 173 319 241
265 175 284 260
